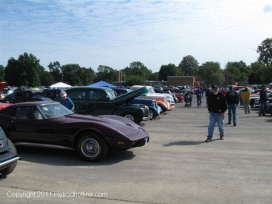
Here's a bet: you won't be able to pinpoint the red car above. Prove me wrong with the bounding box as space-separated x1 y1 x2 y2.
0 101 149 162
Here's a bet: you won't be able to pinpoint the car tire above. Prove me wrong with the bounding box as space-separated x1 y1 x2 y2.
148 109 155 120
0 138 18 177
122 113 136 122
76 132 108 162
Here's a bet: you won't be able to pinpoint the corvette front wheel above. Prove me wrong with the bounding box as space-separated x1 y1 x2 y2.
76 132 108 162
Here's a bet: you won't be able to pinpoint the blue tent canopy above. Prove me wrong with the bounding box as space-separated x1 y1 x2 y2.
87 81 116 88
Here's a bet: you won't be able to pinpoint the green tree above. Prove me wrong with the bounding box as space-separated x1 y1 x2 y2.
122 61 152 81
40 71 54 86
158 63 180 81
198 61 224 85
178 55 199 76
257 38 272 69
225 61 249 83
5 52 41 87
148 72 159 81
61 64 82 86
80 67 96 85
125 75 145 86
96 65 117 83
248 62 271 84
0 65 5 81
48 61 62 82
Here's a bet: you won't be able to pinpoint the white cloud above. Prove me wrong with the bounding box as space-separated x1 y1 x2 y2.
0 0 271 72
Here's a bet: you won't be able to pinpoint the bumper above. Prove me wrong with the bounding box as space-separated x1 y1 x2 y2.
0 156 20 170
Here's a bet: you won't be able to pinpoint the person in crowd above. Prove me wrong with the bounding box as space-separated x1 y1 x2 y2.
184 90 193 107
241 87 251 114
60 91 75 111
205 85 228 142
225 86 239 126
259 85 268 116
238 88 243 106
221 88 227 95
195 87 203 107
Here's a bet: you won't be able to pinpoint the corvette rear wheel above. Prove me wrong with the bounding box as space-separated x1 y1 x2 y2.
76 132 108 162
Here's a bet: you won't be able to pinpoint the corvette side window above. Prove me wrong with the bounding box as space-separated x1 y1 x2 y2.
14 106 40 120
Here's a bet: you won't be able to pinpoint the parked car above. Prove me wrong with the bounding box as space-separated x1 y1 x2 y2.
4 90 52 103
0 126 20 179
111 87 131 96
0 101 149 162
110 87 149 120
42 88 66 100
54 86 149 123
130 98 161 120
130 85 173 112
250 92 272 108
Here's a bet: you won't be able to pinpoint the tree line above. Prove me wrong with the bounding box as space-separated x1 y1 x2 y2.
0 38 271 87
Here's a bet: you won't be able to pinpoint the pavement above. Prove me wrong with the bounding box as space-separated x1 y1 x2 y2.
0 98 271 204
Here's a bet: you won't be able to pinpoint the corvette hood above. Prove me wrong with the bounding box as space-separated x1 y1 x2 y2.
113 87 149 105
64 114 148 140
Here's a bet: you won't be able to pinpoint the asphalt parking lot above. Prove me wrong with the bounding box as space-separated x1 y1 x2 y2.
1 98 272 204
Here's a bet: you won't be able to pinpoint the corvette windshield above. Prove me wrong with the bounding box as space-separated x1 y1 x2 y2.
39 103 73 119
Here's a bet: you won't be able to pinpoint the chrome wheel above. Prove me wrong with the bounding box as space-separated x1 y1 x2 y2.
76 132 108 161
123 113 135 122
80 138 100 158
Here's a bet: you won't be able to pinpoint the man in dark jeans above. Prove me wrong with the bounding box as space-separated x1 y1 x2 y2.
259 85 268 116
206 85 228 142
225 86 239 126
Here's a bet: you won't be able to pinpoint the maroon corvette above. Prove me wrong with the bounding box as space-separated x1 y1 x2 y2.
0 101 149 161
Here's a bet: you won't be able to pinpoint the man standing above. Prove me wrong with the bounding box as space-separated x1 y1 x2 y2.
195 87 203 107
206 85 228 142
226 86 239 126
259 85 268 116
241 87 251 114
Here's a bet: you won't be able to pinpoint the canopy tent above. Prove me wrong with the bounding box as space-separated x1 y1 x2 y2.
87 81 116 88
49 82 72 88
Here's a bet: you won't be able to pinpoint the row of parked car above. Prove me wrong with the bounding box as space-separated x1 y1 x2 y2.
0 84 187 178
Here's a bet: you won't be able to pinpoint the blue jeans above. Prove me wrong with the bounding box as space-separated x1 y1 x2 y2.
227 104 237 123
197 96 202 107
259 101 267 115
207 112 224 139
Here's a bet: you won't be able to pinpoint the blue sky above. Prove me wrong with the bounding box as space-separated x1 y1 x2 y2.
0 0 271 72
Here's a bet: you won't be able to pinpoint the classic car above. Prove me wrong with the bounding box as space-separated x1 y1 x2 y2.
54 86 149 123
0 126 20 179
130 98 161 120
130 85 172 112
250 92 272 108
4 90 52 103
42 88 66 100
0 101 149 162
111 87 161 120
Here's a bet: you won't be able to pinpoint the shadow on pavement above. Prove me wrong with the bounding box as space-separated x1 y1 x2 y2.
15 143 135 166
163 141 204 146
